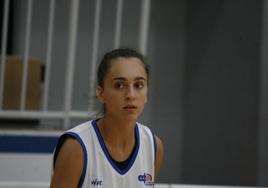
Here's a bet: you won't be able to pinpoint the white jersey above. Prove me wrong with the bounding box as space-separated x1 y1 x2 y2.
52 120 156 188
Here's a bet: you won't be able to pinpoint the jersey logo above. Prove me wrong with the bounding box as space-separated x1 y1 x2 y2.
91 178 102 186
138 173 154 186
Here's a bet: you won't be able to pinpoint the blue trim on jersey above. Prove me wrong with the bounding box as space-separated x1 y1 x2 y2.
92 120 140 175
149 129 157 164
64 132 88 188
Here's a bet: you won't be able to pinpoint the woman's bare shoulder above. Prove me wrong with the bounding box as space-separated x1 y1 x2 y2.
50 137 83 188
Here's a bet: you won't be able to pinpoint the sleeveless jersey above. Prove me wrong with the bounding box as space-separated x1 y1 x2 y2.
52 120 156 188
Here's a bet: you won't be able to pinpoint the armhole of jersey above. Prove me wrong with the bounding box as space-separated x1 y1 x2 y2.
53 132 88 188
149 128 157 164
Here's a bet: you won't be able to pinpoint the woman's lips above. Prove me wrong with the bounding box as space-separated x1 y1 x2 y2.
123 105 137 112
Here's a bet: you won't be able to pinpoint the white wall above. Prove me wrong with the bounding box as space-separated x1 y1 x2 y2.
0 130 59 183
0 153 52 182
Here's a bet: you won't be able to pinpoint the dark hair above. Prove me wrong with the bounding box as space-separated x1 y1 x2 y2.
97 48 150 87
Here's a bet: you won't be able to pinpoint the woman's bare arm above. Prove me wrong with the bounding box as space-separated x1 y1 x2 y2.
154 135 164 181
50 137 83 188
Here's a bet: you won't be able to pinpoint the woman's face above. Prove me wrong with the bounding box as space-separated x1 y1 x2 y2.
97 57 148 121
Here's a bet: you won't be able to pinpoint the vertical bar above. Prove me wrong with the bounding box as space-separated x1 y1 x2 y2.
43 0 55 111
0 0 10 110
20 0 33 110
139 0 151 55
114 0 123 48
88 0 102 112
63 0 80 129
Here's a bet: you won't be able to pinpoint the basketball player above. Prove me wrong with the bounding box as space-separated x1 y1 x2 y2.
50 48 164 188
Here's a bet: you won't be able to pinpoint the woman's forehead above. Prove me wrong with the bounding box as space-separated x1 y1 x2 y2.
106 57 147 78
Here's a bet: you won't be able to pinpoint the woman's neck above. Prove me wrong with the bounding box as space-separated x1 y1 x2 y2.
97 116 136 148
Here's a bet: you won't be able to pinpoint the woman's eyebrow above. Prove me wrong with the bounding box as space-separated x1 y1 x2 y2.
112 77 127 81
112 77 146 81
135 77 146 81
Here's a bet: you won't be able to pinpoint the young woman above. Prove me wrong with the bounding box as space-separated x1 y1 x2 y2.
50 48 164 188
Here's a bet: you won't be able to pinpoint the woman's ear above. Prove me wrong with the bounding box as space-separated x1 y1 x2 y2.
96 86 105 103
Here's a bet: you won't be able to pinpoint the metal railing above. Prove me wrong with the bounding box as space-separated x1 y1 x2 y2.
0 0 151 129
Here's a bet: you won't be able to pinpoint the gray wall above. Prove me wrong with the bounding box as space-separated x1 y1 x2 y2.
182 0 261 186
9 0 268 186
146 0 186 183
258 0 268 186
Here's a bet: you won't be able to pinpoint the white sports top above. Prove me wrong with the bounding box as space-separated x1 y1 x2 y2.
53 120 156 188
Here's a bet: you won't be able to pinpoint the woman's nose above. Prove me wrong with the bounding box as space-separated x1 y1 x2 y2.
125 86 136 100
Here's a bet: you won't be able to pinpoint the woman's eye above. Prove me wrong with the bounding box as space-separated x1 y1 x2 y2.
114 82 125 89
135 82 144 89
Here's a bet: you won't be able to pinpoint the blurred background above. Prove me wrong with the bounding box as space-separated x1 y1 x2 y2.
0 0 268 187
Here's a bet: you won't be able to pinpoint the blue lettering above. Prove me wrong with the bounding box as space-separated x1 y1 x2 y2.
91 178 102 186
138 173 147 183
138 173 154 186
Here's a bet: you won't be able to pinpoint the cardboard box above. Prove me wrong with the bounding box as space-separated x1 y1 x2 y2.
2 56 41 110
